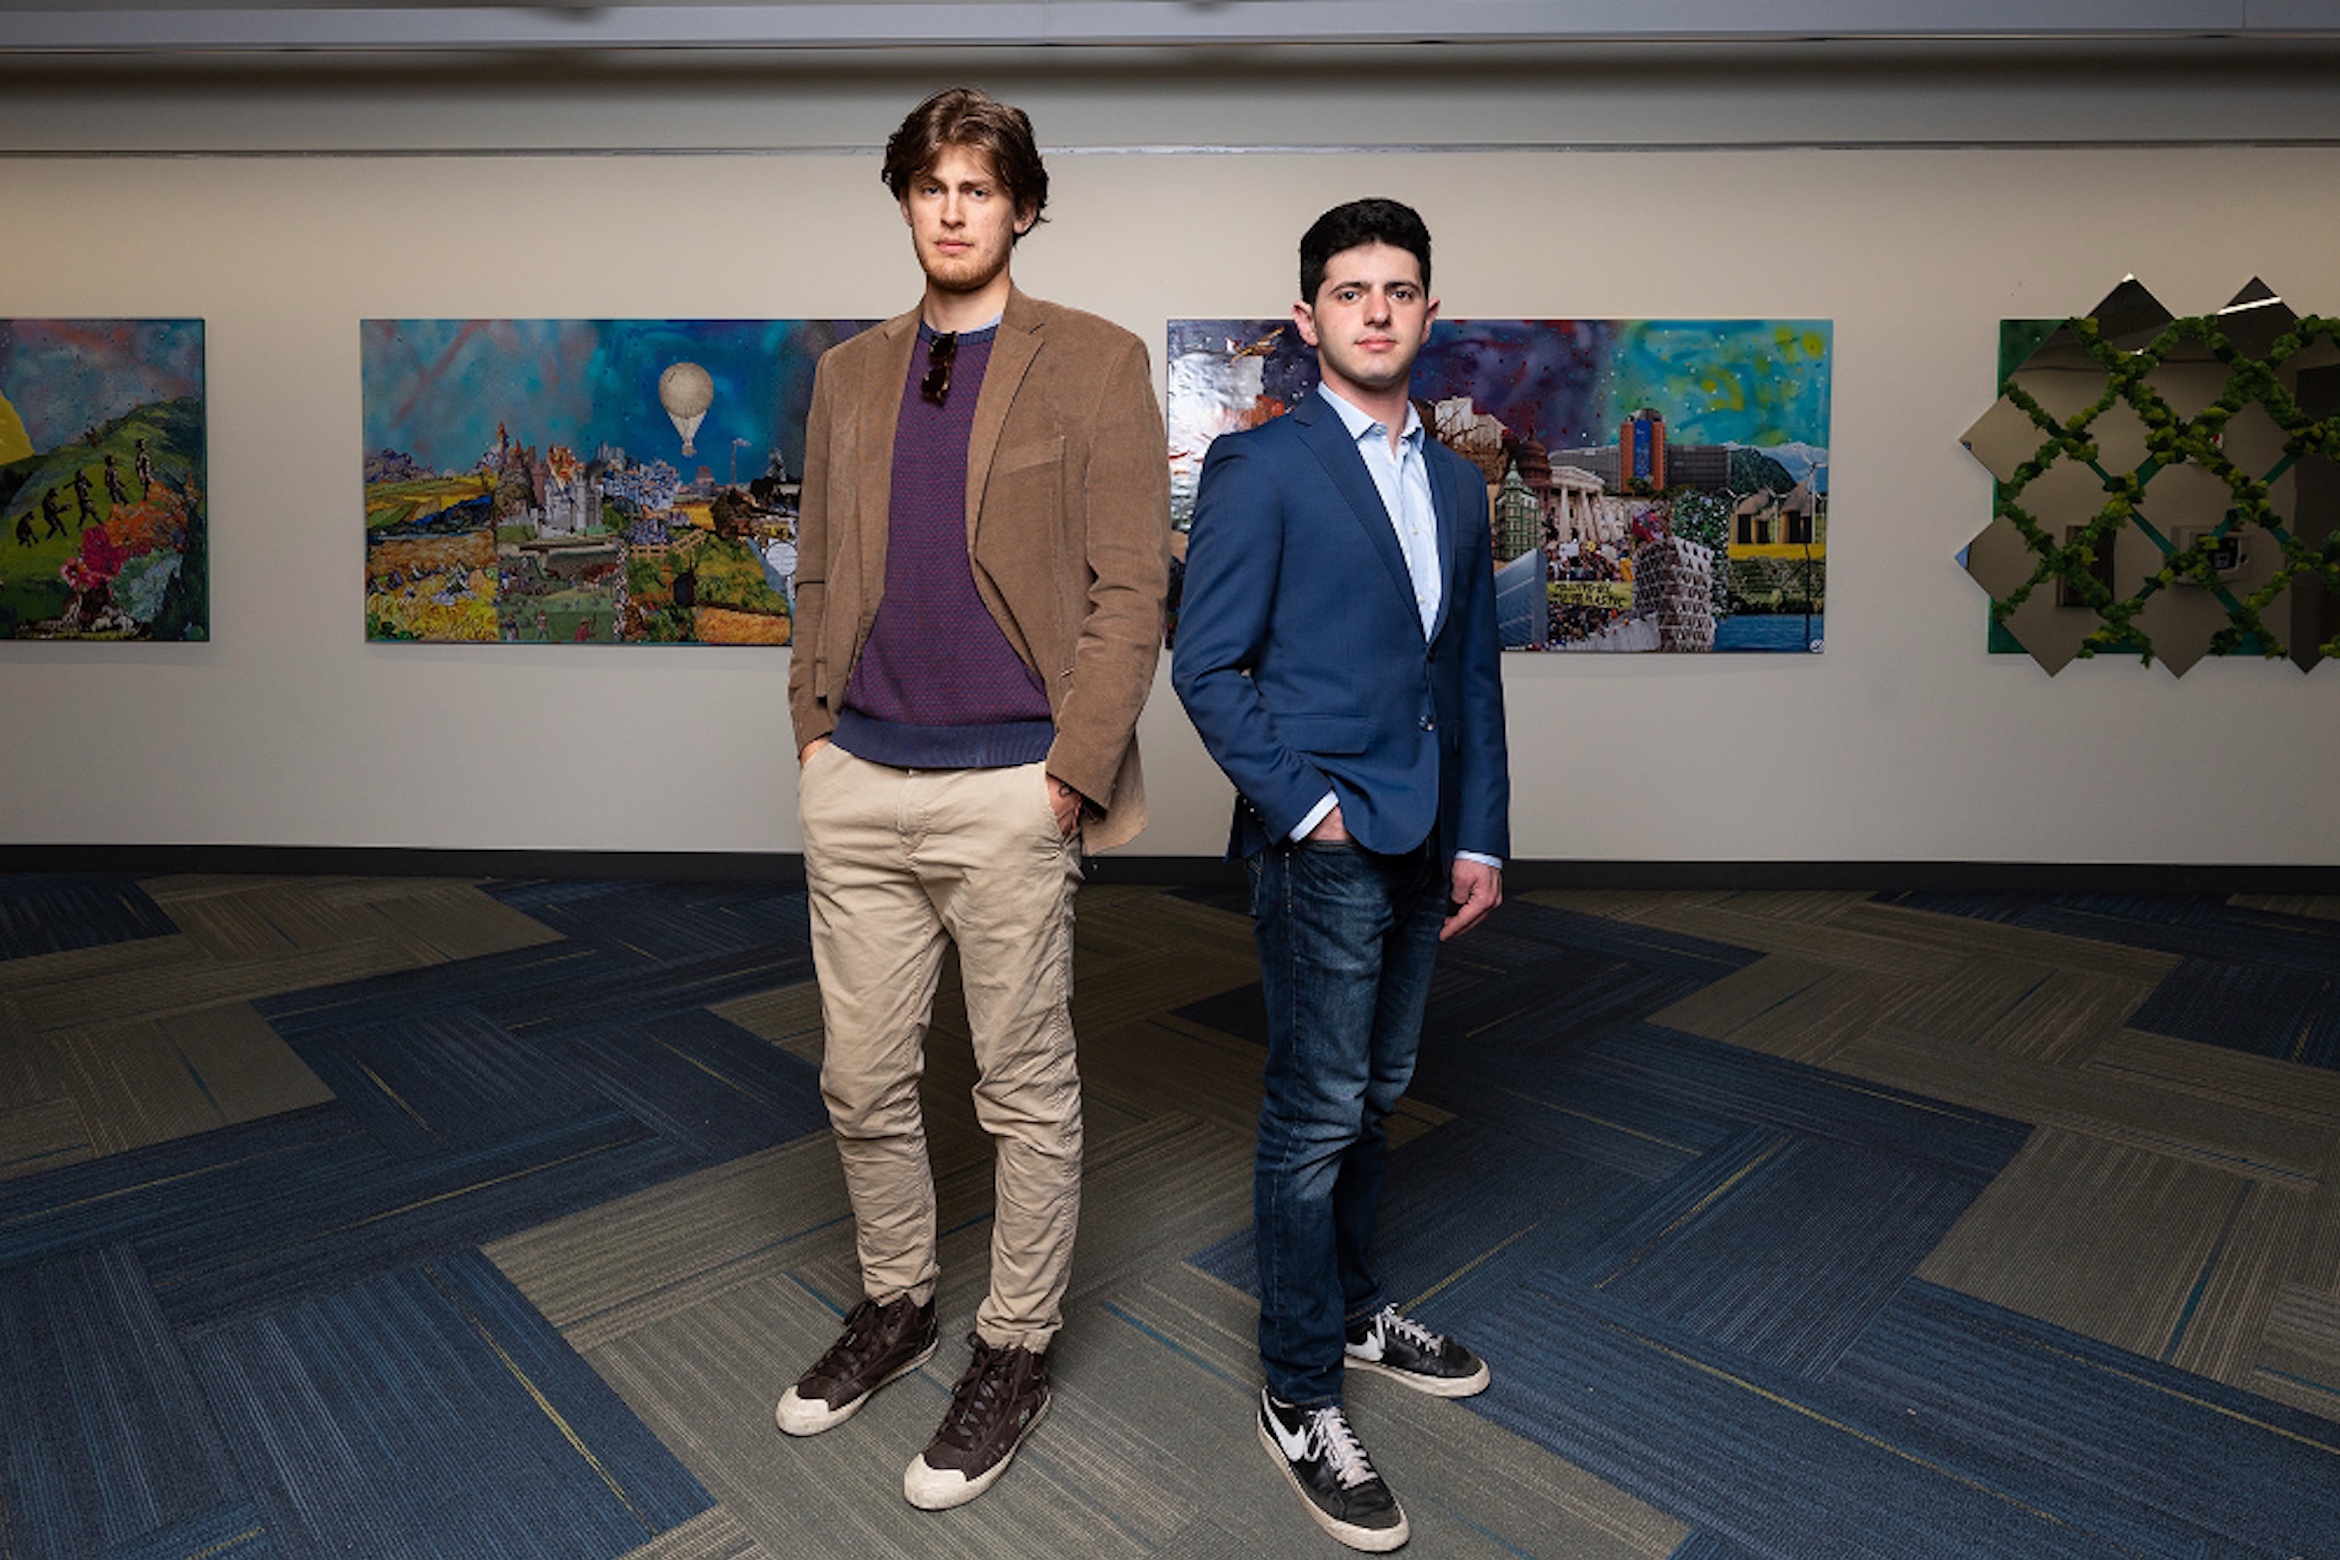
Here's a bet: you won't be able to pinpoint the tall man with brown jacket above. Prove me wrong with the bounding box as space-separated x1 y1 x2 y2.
775 87 1171 1511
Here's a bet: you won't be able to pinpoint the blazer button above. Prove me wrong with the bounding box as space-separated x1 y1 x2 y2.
1419 715 1435 731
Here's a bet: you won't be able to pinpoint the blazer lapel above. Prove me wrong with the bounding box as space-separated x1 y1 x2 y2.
1295 392 1424 639
856 310 921 595
1424 445 1467 646
965 290 1044 546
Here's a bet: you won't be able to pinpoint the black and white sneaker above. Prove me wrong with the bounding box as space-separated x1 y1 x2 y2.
1344 1305 1490 1397
1257 1389 1409 1552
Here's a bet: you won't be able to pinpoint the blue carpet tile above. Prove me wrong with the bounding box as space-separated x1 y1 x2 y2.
1456 1281 2281 1560
0 874 179 962
0 1107 359 1271
1827 1282 2340 1559
560 1007 831 1164
136 1110 699 1333
482 877 814 964
1882 890 2340 1069
0 1244 243 1559
1668 1536 1773 1560
2127 958 2340 1068
187 1250 711 1560
0 877 820 1559
100 1502 279 1560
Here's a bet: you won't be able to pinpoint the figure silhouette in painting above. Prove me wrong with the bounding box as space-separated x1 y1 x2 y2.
71 469 95 527
41 488 67 539
103 453 130 506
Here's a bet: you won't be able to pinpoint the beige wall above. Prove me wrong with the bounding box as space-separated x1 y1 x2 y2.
4 47 2338 862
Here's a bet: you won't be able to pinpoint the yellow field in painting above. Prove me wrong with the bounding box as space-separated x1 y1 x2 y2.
365 474 494 531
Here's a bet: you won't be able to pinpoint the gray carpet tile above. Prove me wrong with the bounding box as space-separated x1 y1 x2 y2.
1919 1128 2295 1365
2255 1282 2340 1422
585 1275 1148 1560
1831 1023 2339 1189
618 1505 779 1560
1650 955 1905 1066
0 1095 90 1182
1831 899 2183 985
488 1135 855 1353
2090 1027 2340 1126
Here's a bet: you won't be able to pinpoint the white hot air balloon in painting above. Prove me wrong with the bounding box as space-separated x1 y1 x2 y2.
659 362 715 457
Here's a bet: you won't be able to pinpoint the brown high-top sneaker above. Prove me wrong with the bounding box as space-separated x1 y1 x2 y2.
902 1334 1051 1509
774 1294 938 1436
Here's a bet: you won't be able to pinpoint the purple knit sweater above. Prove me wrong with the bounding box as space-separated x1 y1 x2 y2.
834 323 1055 769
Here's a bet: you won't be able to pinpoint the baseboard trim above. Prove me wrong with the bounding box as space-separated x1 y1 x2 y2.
4 843 2339 896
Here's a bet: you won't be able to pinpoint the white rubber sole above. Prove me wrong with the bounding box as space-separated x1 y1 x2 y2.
903 1393 1050 1510
773 1339 937 1437
1343 1352 1491 1398
1256 1416 1410 1552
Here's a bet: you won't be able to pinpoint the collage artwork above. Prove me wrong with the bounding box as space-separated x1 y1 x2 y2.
5 313 1831 654
1168 317 1833 652
1 318 207 641
363 318 875 644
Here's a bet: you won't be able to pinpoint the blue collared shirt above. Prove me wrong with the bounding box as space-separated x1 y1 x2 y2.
1317 382 1441 638
1288 386 1499 871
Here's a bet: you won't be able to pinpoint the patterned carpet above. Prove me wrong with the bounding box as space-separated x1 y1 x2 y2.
2 871 2337 1559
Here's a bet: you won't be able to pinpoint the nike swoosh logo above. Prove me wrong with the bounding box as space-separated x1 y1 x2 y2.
1266 1409 1311 1460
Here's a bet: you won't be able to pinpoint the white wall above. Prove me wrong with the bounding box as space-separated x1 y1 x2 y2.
4 49 2339 863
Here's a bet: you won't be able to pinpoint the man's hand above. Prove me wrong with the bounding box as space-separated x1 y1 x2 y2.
1442 858 1502 941
798 736 831 766
1046 773 1085 840
1305 805 1350 845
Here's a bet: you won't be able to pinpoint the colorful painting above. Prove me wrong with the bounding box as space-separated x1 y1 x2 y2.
363 318 876 644
1168 318 1832 652
1959 279 2340 676
1 319 206 641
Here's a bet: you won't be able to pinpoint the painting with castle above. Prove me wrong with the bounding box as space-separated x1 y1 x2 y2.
1 319 207 642
363 318 875 644
1167 318 1832 652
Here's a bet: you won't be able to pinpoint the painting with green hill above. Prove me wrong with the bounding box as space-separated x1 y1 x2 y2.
0 318 206 641
364 318 874 644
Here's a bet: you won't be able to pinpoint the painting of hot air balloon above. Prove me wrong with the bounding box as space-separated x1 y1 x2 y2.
658 361 714 458
361 318 876 644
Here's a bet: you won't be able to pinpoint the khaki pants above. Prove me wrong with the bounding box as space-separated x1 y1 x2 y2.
798 744 1084 1352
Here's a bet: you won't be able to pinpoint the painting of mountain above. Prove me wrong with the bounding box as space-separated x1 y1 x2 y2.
0 319 206 641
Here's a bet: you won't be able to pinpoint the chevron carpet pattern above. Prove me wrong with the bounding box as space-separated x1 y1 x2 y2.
1 871 2336 1559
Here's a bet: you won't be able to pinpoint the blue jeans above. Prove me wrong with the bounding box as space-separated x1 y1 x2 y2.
1249 836 1446 1407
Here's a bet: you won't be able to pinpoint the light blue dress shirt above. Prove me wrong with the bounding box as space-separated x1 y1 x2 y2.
1288 385 1500 871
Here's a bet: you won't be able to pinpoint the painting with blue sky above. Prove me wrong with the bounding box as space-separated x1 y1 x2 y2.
1167 317 1831 653
1 318 206 641
362 317 873 644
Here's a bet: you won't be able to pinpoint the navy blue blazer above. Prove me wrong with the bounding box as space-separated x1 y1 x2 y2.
1172 388 1511 865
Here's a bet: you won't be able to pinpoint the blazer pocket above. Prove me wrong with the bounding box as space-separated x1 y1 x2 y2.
991 435 1064 476
1275 714 1371 756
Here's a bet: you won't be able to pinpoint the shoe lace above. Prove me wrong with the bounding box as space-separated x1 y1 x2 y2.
1377 1306 1444 1353
814 1298 891 1377
935 1341 1019 1450
1306 1406 1379 1491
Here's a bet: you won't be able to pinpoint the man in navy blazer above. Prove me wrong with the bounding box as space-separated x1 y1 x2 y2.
1172 198 1510 1553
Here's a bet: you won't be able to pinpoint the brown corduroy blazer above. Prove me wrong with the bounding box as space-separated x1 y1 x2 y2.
785 287 1171 852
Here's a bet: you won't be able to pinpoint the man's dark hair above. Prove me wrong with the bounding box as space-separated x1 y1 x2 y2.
1299 198 1432 304
881 86 1049 237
